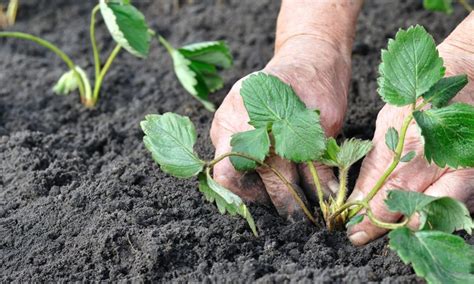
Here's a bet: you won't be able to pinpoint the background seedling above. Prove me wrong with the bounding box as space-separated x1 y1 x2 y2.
423 0 472 13
0 0 231 110
0 0 18 28
141 25 474 283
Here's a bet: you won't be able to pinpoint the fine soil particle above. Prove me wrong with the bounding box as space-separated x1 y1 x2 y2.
0 0 471 282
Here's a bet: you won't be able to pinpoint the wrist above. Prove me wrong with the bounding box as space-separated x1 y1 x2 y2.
275 0 363 57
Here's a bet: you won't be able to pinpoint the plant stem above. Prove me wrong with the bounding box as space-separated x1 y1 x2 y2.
157 34 175 54
90 4 101 80
366 209 408 230
348 114 414 218
459 0 473 12
91 44 122 105
328 200 366 222
335 167 348 207
306 161 325 210
0 31 92 104
209 152 316 224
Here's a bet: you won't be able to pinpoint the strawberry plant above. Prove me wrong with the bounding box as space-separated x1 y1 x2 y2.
423 0 472 13
0 0 231 110
141 25 474 283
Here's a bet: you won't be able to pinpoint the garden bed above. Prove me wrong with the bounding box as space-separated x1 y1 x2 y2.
0 0 471 282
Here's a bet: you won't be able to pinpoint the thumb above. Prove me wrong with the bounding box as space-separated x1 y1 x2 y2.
256 153 308 222
423 169 474 213
346 105 443 246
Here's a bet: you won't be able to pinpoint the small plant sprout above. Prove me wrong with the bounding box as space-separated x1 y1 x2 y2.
0 0 18 28
141 25 474 283
0 0 232 110
423 0 473 13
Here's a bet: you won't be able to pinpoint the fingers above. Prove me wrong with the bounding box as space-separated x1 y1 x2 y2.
210 86 271 204
346 105 444 246
256 153 308 222
298 162 339 204
423 169 474 213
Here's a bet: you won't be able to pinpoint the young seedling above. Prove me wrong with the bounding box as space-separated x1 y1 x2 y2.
423 0 472 13
141 25 474 283
0 0 231 110
0 0 18 28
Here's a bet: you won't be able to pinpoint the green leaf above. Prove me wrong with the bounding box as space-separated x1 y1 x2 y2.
420 197 474 234
400 151 416 162
389 228 474 284
272 109 326 162
385 127 399 151
337 139 373 169
198 172 258 236
230 128 270 171
325 138 340 161
140 113 205 178
413 103 474 168
378 25 445 106
161 38 232 111
320 139 372 169
422 75 468 108
100 0 150 58
179 41 233 69
385 190 474 234
320 138 340 167
53 66 88 96
386 190 436 217
240 73 307 128
169 49 215 111
423 0 453 14
346 214 364 228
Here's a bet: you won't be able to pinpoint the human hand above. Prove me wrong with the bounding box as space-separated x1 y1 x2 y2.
210 35 351 220
348 14 474 245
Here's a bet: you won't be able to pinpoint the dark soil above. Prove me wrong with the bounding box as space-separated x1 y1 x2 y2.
0 0 471 282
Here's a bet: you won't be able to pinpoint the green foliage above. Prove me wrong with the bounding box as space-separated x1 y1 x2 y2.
385 190 473 234
230 128 270 171
378 25 445 106
320 138 373 169
272 109 326 162
413 103 474 168
385 127 399 152
389 228 474 284
99 0 150 57
420 197 474 234
346 214 364 228
400 151 416 163
239 73 326 162
240 73 306 128
179 41 233 69
141 113 204 178
53 67 87 95
423 0 454 14
163 38 233 111
422 75 468 108
198 172 257 236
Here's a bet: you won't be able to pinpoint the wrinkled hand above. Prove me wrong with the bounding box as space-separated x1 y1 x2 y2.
348 17 474 245
210 36 350 220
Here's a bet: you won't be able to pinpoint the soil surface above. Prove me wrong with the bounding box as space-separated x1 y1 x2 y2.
0 0 472 282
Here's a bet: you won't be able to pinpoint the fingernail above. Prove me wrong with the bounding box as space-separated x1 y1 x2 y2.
327 180 339 194
347 188 364 202
348 231 369 246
